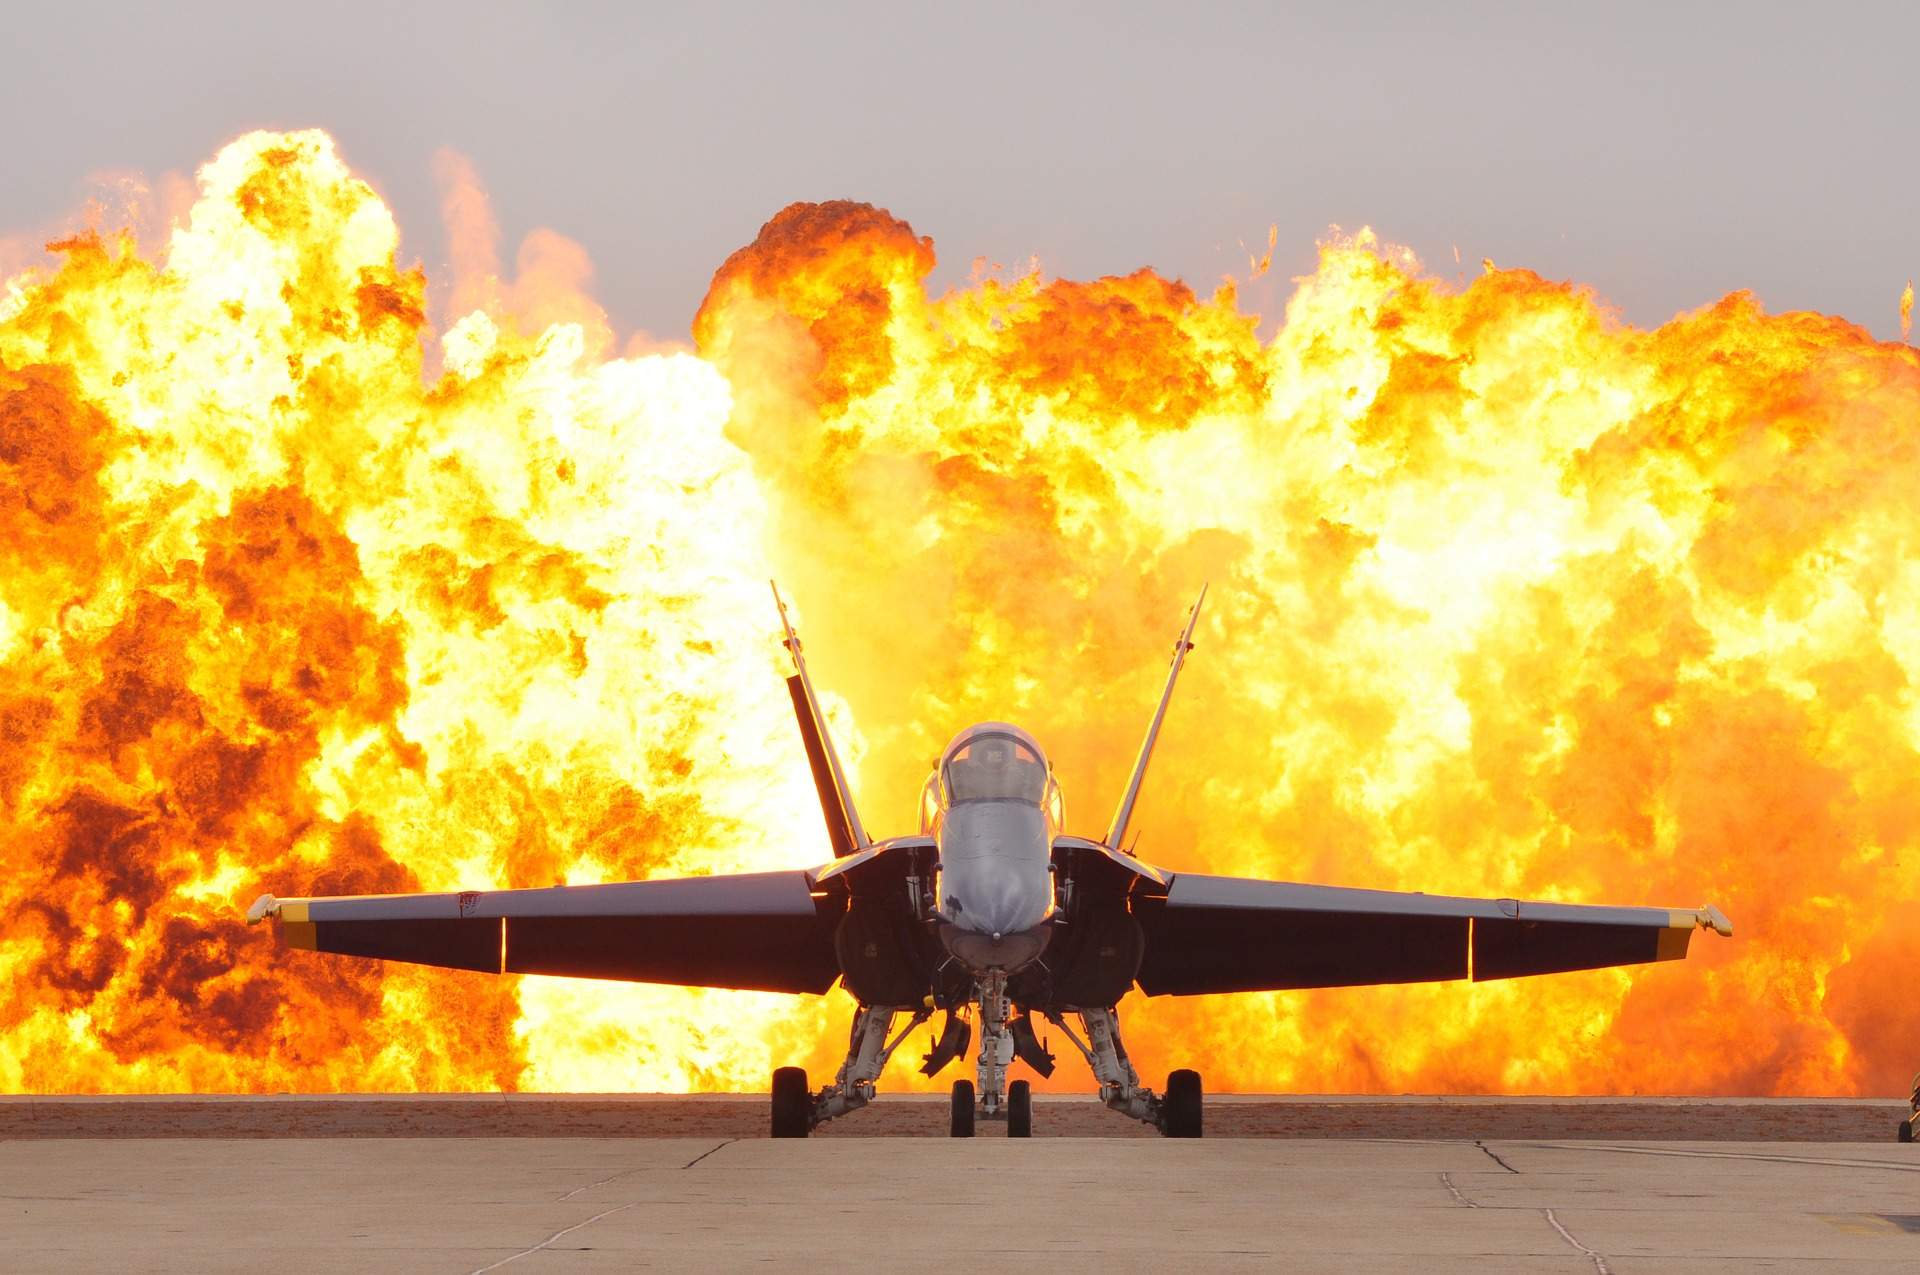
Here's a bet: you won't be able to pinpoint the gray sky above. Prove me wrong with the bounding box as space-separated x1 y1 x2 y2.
6 1 1916 341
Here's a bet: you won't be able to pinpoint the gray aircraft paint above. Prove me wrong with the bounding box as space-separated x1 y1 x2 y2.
936 799 1053 938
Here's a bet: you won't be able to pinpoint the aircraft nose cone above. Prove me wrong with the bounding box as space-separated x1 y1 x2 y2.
937 800 1052 937
938 922 1050 973
945 885 1046 939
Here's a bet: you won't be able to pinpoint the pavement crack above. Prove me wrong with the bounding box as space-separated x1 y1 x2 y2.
1543 1144 1920 1174
1438 1171 1480 1207
1474 1140 1520 1173
468 1201 639 1274
556 1165 645 1202
682 1137 736 1169
1543 1207 1611 1275
552 1137 735 1200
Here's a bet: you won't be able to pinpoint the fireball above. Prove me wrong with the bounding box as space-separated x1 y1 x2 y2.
2 130 1915 1097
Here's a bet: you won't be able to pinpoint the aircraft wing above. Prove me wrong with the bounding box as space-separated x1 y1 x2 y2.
246 869 841 994
1132 871 1731 996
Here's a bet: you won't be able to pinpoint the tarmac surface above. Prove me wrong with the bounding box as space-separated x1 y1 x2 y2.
7 1132 1920 1272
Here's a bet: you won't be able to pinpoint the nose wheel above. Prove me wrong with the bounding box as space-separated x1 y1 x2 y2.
950 1079 976 1136
1006 1079 1033 1137
950 1077 1033 1136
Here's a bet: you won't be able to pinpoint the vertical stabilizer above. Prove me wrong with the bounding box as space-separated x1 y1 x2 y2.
773 583 872 856
1104 587 1207 851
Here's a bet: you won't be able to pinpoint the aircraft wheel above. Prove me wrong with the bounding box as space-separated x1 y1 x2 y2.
1900 1119 1914 1144
1007 1080 1033 1138
950 1080 976 1137
771 1066 811 1138
1162 1068 1203 1138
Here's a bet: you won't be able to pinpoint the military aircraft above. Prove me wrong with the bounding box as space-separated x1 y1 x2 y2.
247 585 1732 1138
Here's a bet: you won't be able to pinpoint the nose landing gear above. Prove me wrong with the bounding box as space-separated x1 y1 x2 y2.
974 971 1014 1123
960 971 1038 1136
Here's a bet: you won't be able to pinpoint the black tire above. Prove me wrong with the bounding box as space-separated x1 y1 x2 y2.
1007 1080 1033 1138
950 1079 976 1137
1900 1120 1914 1144
1162 1068 1203 1138
771 1066 811 1138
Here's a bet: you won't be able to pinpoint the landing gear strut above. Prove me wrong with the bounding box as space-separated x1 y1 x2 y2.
974 970 1014 1120
771 1002 926 1137
1048 1005 1204 1137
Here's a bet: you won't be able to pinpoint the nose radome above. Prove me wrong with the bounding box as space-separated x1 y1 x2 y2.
954 879 1047 937
936 800 1053 935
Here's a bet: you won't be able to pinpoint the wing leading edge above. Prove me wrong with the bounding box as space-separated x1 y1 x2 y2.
247 870 841 994
1132 871 1731 996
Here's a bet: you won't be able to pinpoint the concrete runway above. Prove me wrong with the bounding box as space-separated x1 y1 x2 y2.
8 1135 1920 1272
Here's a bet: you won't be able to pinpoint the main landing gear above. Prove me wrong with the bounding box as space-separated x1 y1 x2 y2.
1048 1006 1204 1137
770 1003 926 1138
771 1065 811 1139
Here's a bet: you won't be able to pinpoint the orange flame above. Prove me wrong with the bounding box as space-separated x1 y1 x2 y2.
1902 280 1913 343
5 131 1919 1098
1247 224 1278 279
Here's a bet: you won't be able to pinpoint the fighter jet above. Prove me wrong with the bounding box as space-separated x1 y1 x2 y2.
247 586 1732 1138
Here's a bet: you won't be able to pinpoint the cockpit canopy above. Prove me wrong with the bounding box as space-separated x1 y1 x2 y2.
920 722 1063 834
939 723 1048 806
